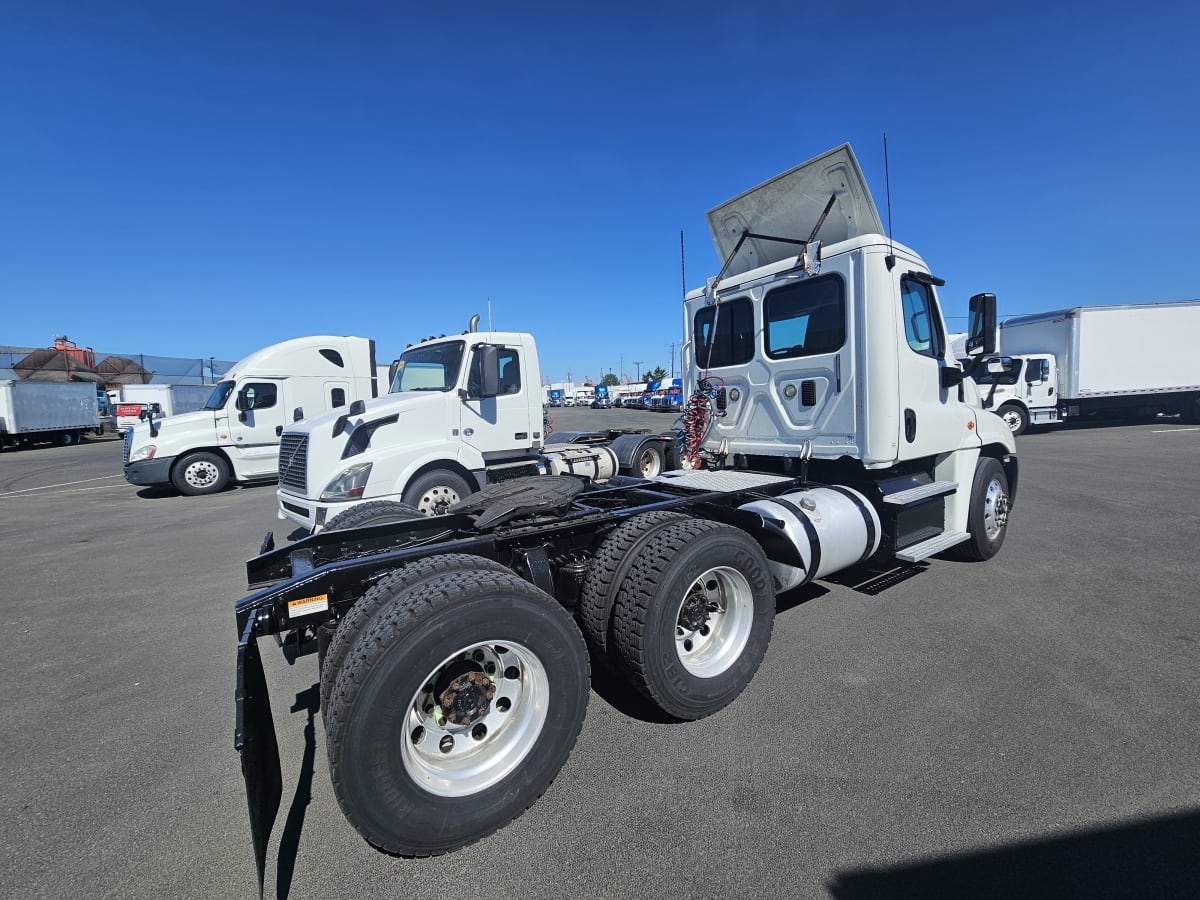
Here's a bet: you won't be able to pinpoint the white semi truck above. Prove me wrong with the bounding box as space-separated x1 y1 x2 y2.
275 325 676 531
979 300 1200 435
0 380 100 449
123 336 379 495
231 144 1017 891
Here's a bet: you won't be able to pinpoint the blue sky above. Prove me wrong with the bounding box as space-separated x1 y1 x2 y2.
2 1 1195 385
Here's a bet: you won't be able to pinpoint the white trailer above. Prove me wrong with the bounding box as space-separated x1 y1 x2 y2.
0 380 100 449
980 301 1200 434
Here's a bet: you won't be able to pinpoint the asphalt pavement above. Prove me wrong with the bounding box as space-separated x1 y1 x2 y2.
1 412 1197 899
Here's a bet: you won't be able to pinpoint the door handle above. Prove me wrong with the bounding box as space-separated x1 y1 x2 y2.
275 425 283 437
904 409 917 443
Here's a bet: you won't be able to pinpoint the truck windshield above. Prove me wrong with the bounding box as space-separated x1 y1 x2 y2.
391 341 465 393
974 359 1023 386
205 381 236 410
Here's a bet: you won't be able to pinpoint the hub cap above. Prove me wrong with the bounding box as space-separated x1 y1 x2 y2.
674 566 754 678
401 641 548 797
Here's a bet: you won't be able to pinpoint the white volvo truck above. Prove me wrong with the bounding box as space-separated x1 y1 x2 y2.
978 300 1200 435
123 336 379 495
274 326 676 531
231 144 1017 892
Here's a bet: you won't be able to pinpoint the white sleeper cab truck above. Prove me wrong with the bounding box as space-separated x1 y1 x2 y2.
275 323 676 531
123 336 378 495
979 300 1200 435
231 144 1017 893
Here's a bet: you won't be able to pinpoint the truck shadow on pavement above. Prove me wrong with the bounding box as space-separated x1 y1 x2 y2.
276 685 320 900
827 808 1200 899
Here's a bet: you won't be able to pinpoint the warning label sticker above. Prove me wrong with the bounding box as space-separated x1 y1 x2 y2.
287 594 329 617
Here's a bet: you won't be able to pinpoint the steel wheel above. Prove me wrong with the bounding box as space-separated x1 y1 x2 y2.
637 445 664 478
982 473 1010 541
183 458 221 489
401 640 549 797
673 566 754 678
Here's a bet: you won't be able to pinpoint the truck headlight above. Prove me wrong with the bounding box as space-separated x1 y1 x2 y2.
320 462 373 501
129 445 157 462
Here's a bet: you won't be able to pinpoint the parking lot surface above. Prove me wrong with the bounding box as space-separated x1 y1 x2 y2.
1 413 1197 899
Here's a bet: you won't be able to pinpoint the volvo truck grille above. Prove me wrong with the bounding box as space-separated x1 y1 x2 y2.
277 433 309 493
122 429 132 465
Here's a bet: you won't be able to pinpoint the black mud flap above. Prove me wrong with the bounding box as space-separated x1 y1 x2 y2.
236 623 282 899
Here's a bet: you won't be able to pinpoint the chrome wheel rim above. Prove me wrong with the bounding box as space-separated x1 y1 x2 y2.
415 485 462 515
673 566 754 678
983 476 1009 540
1001 409 1023 433
401 641 548 797
185 460 219 488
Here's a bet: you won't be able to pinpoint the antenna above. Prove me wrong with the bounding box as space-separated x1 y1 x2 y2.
487 298 493 332
680 230 686 303
883 132 896 271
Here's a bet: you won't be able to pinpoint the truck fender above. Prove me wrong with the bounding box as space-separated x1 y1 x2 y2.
606 433 677 477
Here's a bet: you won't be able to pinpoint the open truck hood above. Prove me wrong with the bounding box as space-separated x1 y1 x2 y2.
706 143 884 278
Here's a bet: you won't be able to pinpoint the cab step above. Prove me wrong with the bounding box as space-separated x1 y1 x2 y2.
882 480 958 506
894 530 969 563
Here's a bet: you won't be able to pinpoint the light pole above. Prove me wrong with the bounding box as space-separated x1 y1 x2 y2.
634 361 643 382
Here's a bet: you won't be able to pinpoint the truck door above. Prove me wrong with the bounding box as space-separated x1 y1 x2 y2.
1023 357 1055 409
894 275 976 461
459 346 534 456
222 380 285 477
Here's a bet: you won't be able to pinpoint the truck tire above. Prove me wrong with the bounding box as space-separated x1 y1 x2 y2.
326 568 589 856
318 553 510 722
59 431 77 446
634 443 665 478
577 510 687 653
611 519 774 720
171 451 230 495
1182 395 1200 425
324 500 424 532
996 403 1029 437
954 457 1011 562
402 470 473 516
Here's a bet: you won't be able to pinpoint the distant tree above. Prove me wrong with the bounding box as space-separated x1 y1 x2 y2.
647 366 668 382
600 373 620 386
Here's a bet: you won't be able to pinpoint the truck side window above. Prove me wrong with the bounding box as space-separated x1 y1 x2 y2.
467 348 521 398
330 387 346 407
764 275 845 359
244 383 278 410
900 278 945 360
694 297 754 368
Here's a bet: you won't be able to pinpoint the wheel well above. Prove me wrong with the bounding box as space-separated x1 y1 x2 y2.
981 443 1019 505
406 459 480 492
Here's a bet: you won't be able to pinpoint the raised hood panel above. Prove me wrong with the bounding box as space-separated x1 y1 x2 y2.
706 144 883 277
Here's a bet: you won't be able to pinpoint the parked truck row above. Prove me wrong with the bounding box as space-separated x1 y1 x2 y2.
230 144 1019 892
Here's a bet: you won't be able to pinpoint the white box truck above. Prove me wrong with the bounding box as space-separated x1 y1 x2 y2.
123 336 379 495
978 301 1200 434
111 384 215 433
0 380 101 449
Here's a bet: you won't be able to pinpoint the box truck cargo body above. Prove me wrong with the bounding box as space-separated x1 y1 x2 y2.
0 380 101 448
980 301 1200 434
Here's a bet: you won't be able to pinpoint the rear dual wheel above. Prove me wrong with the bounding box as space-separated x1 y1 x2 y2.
610 519 775 720
325 567 589 856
